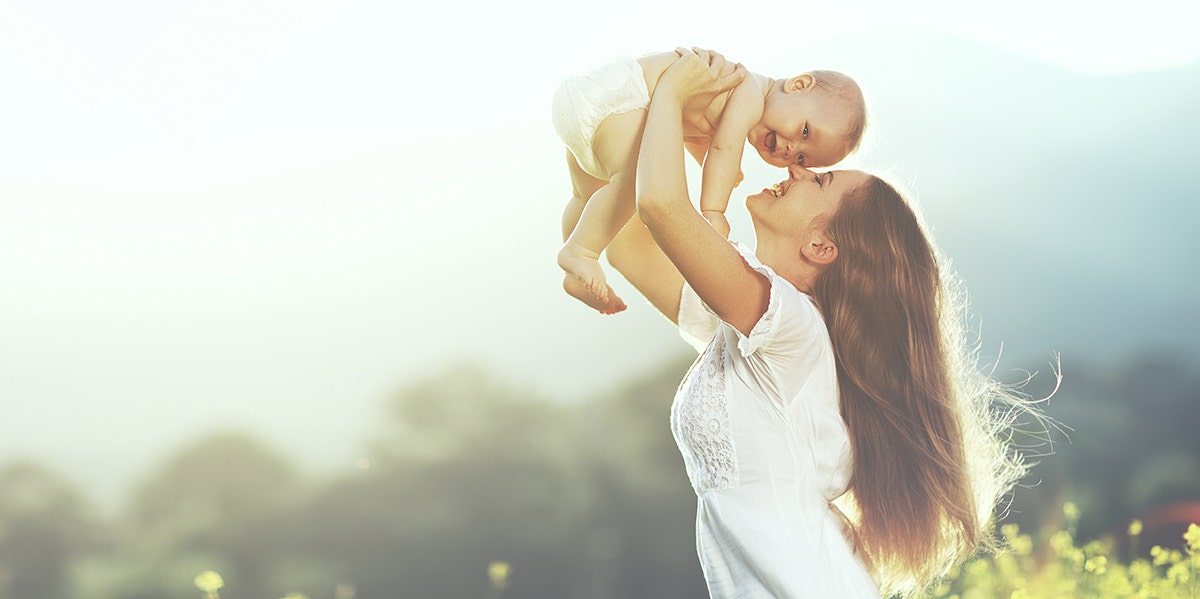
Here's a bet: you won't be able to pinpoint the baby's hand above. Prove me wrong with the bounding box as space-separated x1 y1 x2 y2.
703 210 730 239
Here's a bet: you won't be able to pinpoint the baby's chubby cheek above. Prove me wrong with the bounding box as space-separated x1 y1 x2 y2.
757 149 789 168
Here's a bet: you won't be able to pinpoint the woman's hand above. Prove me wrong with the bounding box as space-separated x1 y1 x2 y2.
660 47 747 115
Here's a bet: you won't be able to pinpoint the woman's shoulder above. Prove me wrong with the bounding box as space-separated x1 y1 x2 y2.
733 243 812 306
729 243 827 357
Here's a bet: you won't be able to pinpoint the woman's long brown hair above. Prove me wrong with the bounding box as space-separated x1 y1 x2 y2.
813 176 1035 596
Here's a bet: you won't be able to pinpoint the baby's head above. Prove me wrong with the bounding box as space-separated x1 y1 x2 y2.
749 70 866 169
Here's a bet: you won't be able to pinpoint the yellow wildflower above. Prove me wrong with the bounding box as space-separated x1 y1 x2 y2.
1000 523 1020 540
1184 522 1200 550
1050 530 1074 555
1084 555 1107 574
1010 533 1033 557
1066 547 1085 570
1082 539 1107 556
194 571 224 593
1166 561 1190 584
964 558 990 581
1063 501 1080 521
1128 519 1143 537
488 561 511 589
1127 559 1154 584
1097 571 1132 596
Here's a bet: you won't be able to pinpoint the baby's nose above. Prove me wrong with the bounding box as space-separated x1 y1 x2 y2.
780 141 795 158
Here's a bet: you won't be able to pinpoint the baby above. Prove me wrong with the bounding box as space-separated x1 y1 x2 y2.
553 49 866 313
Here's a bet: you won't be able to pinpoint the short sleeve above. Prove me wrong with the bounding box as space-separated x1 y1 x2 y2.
677 282 719 353
728 242 822 358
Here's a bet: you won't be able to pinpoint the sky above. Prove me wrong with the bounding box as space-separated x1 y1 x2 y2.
2 0 1198 508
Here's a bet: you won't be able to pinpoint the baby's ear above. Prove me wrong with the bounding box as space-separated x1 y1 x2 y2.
784 73 817 93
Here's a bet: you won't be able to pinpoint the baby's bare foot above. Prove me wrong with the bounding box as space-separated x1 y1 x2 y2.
563 276 627 315
557 243 610 302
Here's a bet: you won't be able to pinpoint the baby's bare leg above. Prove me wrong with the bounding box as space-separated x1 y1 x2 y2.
557 180 626 303
560 151 627 314
557 109 645 311
561 149 600 241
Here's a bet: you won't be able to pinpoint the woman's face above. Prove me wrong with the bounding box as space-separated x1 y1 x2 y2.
746 166 868 245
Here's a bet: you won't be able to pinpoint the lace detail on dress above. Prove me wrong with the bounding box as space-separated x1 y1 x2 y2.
671 339 738 495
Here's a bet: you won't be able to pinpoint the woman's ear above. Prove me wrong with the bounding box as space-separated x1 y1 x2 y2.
801 233 838 265
784 73 817 93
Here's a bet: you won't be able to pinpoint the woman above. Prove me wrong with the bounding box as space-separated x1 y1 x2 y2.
606 49 1033 598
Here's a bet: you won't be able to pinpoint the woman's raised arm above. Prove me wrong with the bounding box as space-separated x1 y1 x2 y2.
635 49 769 336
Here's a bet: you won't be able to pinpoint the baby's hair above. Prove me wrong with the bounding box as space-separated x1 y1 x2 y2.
809 70 868 156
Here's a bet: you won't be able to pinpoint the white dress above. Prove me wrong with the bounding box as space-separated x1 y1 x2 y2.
672 243 880 598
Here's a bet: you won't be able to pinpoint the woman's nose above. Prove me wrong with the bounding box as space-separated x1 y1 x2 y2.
787 164 810 179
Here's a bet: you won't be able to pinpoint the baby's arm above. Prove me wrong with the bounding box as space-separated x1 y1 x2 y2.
699 80 764 235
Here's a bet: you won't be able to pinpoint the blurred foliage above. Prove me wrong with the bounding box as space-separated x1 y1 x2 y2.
188 514 1200 599
1 350 1197 598
928 508 1200 598
0 462 102 599
1003 351 1200 545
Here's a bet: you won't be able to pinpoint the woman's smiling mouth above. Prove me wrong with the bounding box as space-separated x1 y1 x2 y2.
767 177 792 198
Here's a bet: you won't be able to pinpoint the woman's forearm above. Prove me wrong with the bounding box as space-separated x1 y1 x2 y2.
635 90 689 225
627 50 766 335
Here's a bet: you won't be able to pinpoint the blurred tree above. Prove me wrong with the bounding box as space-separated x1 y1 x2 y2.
572 353 710 599
1005 351 1200 543
289 358 714 599
293 364 596 598
57 348 1194 598
0 461 101 599
110 431 302 599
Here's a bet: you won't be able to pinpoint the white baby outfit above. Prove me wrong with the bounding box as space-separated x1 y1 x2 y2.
673 243 880 598
551 56 651 180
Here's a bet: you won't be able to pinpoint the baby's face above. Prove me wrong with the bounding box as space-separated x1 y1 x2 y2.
748 90 857 169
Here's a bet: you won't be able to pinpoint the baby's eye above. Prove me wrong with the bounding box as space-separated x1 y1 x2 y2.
802 124 809 139
795 155 806 166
